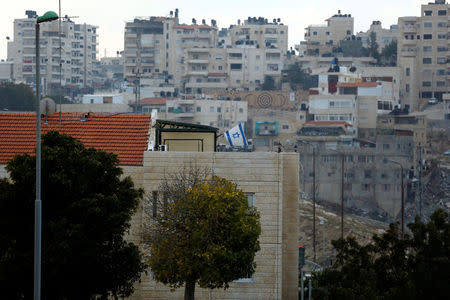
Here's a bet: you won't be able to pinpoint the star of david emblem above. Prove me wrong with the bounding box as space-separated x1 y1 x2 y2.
232 132 240 139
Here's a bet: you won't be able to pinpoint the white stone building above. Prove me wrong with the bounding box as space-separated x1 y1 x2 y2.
7 10 98 93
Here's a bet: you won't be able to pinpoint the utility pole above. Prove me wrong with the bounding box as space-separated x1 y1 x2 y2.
340 154 344 239
312 146 316 262
418 147 423 220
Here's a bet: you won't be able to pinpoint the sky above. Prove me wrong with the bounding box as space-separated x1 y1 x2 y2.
0 0 427 60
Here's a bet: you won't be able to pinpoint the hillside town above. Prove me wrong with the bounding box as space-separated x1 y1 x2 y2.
0 1 449 299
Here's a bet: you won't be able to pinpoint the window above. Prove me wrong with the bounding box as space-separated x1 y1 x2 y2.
406 67 410 76
437 69 446 76
423 57 432 64
239 108 244 113
424 22 432 28
406 84 410 93
326 32 330 36
437 81 446 87
345 155 353 163
217 107 221 113
422 81 432 87
382 184 391 192
365 170 372 179
362 184 370 192
218 66 223 70
437 57 447 64
438 10 446 16
196 106 201 112
313 31 317 36
424 10 432 16
437 46 447 52
282 125 289 129
438 22 447 28
383 144 390 150
423 34 432 40
267 64 278 71
210 106 214 112
437 34 446 39
247 193 254 207
423 46 432 52
230 63 242 70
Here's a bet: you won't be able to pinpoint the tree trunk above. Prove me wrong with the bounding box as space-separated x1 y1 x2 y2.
184 280 195 300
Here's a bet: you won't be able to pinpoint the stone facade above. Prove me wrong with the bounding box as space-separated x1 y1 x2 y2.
127 151 299 300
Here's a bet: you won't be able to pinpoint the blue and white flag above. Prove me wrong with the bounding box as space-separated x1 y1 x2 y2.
225 123 247 147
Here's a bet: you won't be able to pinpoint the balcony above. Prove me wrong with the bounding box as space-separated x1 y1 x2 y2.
187 48 210 53
187 71 208 76
188 59 209 64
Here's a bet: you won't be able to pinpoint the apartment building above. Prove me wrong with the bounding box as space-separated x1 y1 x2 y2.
7 10 98 93
356 21 398 51
397 0 450 111
0 61 14 82
182 46 284 93
123 10 218 89
165 99 247 131
304 11 354 56
229 17 289 53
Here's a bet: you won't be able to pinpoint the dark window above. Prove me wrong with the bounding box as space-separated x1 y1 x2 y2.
423 57 432 64
196 106 201 112
364 170 372 178
424 10 432 16
406 68 410 76
423 34 432 40
438 10 446 16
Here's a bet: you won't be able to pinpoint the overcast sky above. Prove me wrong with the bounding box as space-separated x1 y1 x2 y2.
1 0 427 60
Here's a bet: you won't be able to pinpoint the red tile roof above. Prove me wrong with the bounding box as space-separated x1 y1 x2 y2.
338 82 381 88
0 113 151 166
304 121 353 127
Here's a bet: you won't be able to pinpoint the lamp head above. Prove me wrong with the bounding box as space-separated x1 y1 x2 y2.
37 11 58 24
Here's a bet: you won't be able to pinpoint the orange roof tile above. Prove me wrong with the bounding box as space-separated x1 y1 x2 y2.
0 113 151 166
338 82 381 88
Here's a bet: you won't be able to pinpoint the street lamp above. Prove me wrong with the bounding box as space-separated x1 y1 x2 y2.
385 159 405 237
35 10 58 300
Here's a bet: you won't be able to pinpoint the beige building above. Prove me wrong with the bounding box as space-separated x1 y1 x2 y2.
123 10 218 89
304 11 354 56
356 21 398 52
8 10 98 92
165 99 247 130
183 47 284 94
397 0 450 111
229 17 289 53
0 112 300 300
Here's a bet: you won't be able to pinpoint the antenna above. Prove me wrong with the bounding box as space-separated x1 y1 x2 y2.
58 0 79 124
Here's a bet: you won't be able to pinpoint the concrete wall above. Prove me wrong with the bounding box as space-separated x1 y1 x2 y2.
129 151 299 300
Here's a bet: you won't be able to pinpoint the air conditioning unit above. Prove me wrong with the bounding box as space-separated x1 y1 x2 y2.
158 145 168 151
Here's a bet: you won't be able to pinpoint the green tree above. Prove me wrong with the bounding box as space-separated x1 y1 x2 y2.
314 209 450 300
0 82 36 111
262 75 276 90
147 168 261 300
367 31 380 62
0 131 146 299
284 62 315 91
381 40 397 66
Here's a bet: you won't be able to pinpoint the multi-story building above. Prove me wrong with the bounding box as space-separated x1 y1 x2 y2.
165 99 247 130
397 0 450 111
229 17 288 53
356 21 398 52
0 61 14 82
7 10 98 93
183 47 284 94
123 10 218 89
304 11 354 56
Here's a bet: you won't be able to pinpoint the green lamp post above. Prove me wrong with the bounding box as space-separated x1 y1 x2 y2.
35 10 58 300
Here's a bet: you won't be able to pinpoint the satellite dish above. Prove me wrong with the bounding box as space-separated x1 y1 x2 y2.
40 97 56 115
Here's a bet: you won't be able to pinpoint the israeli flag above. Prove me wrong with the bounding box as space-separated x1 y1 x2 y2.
225 123 247 147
